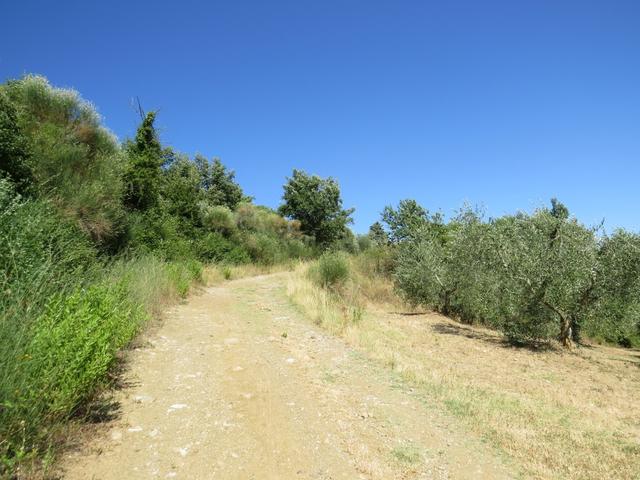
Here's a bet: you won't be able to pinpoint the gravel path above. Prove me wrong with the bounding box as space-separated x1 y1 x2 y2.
62 273 514 479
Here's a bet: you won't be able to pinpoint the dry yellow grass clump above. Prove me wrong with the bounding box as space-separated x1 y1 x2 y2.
286 259 640 480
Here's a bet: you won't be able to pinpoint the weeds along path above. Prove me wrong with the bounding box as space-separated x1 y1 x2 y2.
62 273 514 479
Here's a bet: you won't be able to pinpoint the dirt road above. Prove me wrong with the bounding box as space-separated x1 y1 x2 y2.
62 273 514 479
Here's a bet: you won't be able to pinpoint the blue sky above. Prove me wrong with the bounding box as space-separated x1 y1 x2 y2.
3 0 639 233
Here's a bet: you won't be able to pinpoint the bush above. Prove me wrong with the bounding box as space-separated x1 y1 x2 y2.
312 252 350 288
0 279 146 470
199 204 236 236
245 232 284 265
0 253 204 473
0 179 97 323
195 232 250 264
3 75 126 247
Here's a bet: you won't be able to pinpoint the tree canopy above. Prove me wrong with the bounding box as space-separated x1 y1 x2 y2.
278 169 354 247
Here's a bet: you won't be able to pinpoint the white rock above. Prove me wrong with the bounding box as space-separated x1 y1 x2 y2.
167 403 188 413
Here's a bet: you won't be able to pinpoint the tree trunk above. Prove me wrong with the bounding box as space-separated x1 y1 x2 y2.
440 288 455 317
559 315 573 348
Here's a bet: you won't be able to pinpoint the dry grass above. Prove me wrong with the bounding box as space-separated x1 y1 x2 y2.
286 260 640 480
204 261 298 286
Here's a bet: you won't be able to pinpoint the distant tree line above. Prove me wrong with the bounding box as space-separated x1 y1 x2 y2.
0 75 356 267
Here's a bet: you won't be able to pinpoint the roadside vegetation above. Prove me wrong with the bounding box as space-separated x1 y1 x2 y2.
382 199 640 348
286 198 640 479
0 75 355 477
2 73 639 479
287 248 640 479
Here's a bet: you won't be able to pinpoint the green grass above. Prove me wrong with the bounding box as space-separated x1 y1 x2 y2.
391 444 422 464
0 255 203 476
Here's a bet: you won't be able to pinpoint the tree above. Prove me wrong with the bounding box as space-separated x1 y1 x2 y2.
585 230 640 346
123 112 167 211
195 155 247 210
487 202 598 346
0 91 31 192
381 199 443 244
394 207 485 319
368 221 388 246
162 155 203 224
395 229 455 314
278 169 354 247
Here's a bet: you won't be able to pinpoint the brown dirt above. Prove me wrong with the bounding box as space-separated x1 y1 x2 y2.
61 273 514 479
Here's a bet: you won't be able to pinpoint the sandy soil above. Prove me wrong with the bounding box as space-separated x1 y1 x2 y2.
61 273 514 479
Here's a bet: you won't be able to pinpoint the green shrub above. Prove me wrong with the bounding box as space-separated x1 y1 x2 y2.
222 266 233 280
0 280 146 470
312 252 350 288
167 259 203 297
284 238 314 260
200 204 236 236
195 232 250 264
3 75 126 247
0 90 32 193
0 179 97 326
357 234 372 252
245 232 283 265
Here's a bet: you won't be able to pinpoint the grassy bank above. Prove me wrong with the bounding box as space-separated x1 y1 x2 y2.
0 256 202 478
286 255 640 480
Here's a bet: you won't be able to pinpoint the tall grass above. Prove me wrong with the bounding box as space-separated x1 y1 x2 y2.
0 233 202 476
287 253 640 480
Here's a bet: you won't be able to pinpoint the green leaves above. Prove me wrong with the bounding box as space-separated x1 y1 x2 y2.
393 200 640 347
279 169 354 248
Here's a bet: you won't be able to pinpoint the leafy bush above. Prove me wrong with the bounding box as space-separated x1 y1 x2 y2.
195 232 250 264
0 252 204 472
245 232 283 265
3 75 126 247
0 179 97 323
0 280 146 470
312 252 350 288
199 204 237 236
0 90 32 192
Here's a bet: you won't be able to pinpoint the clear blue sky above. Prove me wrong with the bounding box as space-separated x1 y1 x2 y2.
3 0 639 233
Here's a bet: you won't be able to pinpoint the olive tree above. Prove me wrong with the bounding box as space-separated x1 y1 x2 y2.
487 202 598 345
394 207 497 321
585 230 640 346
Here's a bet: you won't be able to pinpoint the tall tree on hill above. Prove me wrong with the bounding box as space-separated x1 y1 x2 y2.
279 169 354 248
381 199 432 244
123 112 167 211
